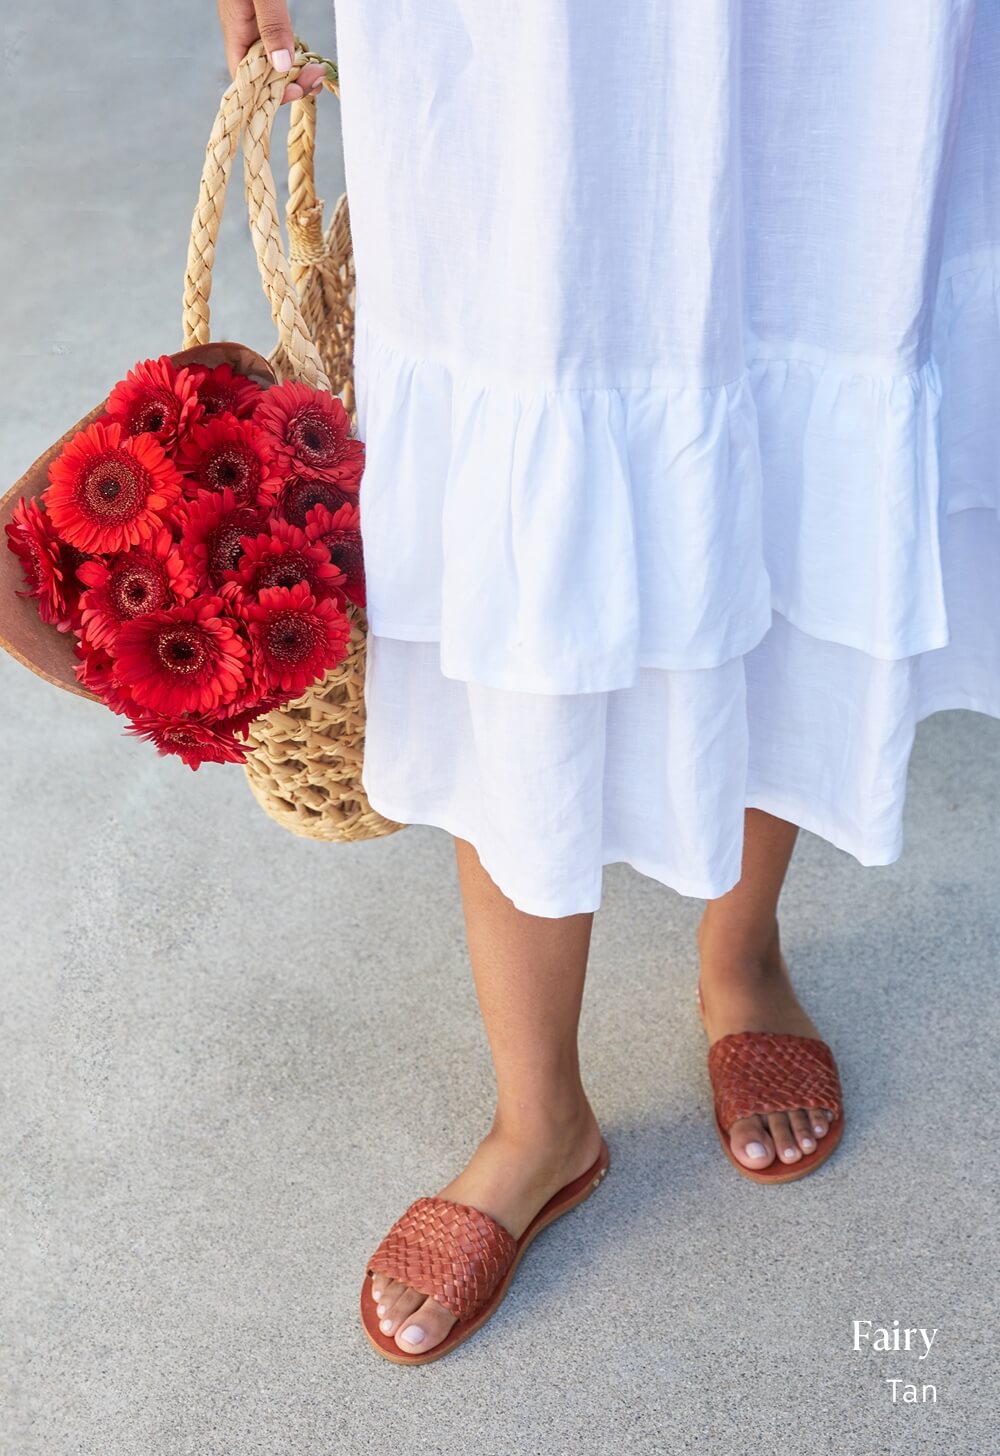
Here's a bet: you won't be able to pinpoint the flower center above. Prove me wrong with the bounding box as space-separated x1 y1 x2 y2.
256 552 310 592
110 560 169 618
323 533 363 579
207 446 254 500
164 724 201 746
132 399 171 435
290 413 337 464
157 627 208 675
207 512 258 581
265 611 318 663
282 478 343 527
81 453 143 522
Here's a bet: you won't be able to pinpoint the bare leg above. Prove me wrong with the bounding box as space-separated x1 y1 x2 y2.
696 807 835 1171
368 835 605 1354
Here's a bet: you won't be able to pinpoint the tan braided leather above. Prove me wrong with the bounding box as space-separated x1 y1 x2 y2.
181 38 332 391
707 1032 843 1132
367 1196 519 1323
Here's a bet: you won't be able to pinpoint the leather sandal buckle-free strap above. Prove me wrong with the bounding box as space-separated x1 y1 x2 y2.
705 1023 845 1184
360 1135 610 1364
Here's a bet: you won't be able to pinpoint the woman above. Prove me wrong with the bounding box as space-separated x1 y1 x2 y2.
217 1 999 1364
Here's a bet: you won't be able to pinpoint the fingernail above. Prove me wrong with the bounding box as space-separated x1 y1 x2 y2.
746 1141 767 1158
271 48 291 72
400 1325 426 1345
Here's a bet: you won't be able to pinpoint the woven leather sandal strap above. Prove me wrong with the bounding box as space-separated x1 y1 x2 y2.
367 1196 519 1322
707 1031 843 1131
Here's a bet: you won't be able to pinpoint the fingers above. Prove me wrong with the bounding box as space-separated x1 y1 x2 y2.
251 0 326 103
251 0 296 71
216 0 328 106
279 63 327 107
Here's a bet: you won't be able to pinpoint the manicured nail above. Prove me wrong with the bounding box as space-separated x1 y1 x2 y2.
271 49 291 72
813 1123 825 1135
746 1141 767 1158
784 1147 797 1159
801 1138 815 1150
376 1303 385 1316
400 1326 426 1344
372 1285 381 1299
380 1318 394 1333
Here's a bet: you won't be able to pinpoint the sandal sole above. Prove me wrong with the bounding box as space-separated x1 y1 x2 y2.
712 1102 844 1183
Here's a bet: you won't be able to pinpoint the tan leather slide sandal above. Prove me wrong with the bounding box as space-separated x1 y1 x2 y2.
360 1135 611 1364
697 983 844 1184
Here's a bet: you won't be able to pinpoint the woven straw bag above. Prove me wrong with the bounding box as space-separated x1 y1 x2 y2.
0 38 405 846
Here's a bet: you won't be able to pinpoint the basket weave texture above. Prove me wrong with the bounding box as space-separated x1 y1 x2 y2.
182 38 405 843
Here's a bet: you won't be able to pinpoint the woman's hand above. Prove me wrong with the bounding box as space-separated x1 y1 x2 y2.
216 0 329 105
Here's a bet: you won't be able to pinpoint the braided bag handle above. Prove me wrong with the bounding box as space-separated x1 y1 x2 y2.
181 37 333 389
178 39 404 844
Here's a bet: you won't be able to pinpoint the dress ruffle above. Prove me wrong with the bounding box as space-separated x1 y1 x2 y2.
354 257 1000 916
354 255 999 695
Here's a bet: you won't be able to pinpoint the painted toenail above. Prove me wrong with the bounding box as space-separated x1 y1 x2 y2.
376 1303 386 1316
380 1318 394 1333
746 1141 767 1158
372 1287 382 1300
400 1326 426 1344
802 1138 815 1150
813 1123 825 1134
784 1147 797 1158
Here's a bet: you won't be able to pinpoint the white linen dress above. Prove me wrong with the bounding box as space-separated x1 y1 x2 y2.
332 0 1000 917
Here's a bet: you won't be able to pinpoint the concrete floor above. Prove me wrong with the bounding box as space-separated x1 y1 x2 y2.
1 4 997 1453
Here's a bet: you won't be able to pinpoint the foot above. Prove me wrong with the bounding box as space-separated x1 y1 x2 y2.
696 917 835 1173
367 1101 604 1356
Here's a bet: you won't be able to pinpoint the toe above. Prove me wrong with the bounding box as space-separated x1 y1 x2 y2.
369 1271 404 1310
728 1114 778 1169
765 1111 801 1164
377 1283 426 1337
810 1108 833 1137
395 1294 458 1354
788 1108 818 1156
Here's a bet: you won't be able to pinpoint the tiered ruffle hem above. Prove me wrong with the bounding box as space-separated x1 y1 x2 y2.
355 256 1000 916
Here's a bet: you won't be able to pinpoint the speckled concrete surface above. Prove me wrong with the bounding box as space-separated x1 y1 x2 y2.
1 5 997 1454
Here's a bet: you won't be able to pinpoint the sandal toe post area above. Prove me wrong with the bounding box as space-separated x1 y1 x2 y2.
360 1135 610 1364
706 1030 845 1184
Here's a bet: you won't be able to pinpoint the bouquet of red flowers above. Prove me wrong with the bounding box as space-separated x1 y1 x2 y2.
4 353 365 769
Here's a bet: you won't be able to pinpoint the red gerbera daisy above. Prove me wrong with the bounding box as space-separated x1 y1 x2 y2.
112 595 250 715
4 495 94 631
186 361 265 421
220 518 346 605
76 527 197 652
104 354 205 451
243 580 351 700
72 638 119 698
303 502 366 608
252 380 365 487
175 486 266 591
121 710 253 769
43 419 184 555
173 412 282 508
277 474 359 529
